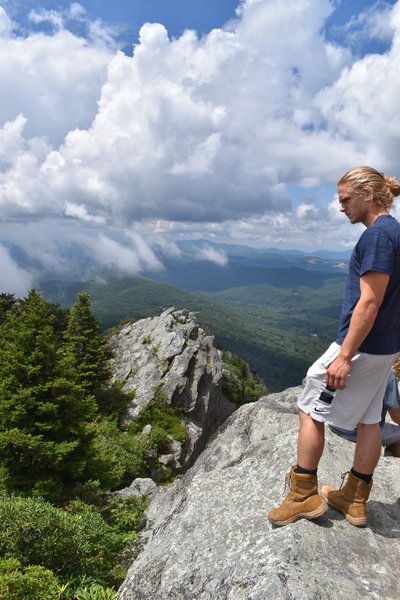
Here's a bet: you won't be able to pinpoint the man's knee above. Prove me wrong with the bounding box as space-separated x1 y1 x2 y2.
299 409 324 430
386 443 400 457
357 422 379 430
356 422 380 440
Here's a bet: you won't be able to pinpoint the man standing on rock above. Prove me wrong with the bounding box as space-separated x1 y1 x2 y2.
268 166 400 527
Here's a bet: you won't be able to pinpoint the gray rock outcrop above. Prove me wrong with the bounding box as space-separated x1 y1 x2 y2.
109 478 158 501
109 308 238 468
118 386 400 600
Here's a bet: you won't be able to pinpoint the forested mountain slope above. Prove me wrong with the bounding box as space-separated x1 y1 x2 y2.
40 276 345 391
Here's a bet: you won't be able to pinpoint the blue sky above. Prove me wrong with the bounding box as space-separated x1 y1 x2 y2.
1 0 400 292
6 0 396 52
7 1 240 46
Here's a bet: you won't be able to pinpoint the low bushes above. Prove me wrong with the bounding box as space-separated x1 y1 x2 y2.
0 495 128 588
222 351 267 404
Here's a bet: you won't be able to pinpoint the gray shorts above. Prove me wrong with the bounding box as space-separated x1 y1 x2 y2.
298 342 399 429
329 422 400 447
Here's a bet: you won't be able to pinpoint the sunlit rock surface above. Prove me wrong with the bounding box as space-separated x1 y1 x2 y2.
119 386 400 600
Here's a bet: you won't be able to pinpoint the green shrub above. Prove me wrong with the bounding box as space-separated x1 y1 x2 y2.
70 480 106 508
72 581 117 599
243 378 268 403
129 393 188 445
94 382 133 420
0 495 127 587
89 421 149 490
222 351 267 404
89 394 188 490
0 558 61 600
101 495 149 536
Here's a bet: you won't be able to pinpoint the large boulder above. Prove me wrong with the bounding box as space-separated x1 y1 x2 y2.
118 386 400 600
109 308 238 467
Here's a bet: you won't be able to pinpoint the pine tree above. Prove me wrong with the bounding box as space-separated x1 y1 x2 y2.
0 292 16 325
62 292 129 419
0 290 98 502
63 293 113 398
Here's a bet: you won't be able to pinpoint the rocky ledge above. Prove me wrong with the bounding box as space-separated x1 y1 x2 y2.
118 386 400 600
109 308 253 468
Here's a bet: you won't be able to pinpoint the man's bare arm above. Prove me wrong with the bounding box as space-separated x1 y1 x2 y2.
326 271 390 389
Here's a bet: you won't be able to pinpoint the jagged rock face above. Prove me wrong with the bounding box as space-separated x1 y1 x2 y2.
109 308 236 467
119 386 400 600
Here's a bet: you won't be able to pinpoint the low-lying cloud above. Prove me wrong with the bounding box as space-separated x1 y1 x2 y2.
196 246 229 267
0 244 33 295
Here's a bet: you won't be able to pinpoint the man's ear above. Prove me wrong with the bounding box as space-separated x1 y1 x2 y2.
364 186 373 202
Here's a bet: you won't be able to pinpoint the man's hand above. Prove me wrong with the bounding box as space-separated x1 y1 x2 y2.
327 271 390 390
326 355 352 390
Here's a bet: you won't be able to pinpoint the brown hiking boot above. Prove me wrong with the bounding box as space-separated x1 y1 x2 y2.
268 466 328 527
320 471 372 527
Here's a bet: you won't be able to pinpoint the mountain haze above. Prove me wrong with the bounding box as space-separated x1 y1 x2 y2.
140 242 349 292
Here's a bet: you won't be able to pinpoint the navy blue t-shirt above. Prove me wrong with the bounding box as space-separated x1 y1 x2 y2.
336 215 400 354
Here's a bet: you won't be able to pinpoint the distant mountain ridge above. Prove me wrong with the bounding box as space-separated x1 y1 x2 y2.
141 242 348 292
175 239 352 261
7 236 350 289
141 262 347 292
40 274 345 392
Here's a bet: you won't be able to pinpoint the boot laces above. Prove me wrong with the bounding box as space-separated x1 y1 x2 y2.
339 471 349 490
278 473 296 508
283 471 291 494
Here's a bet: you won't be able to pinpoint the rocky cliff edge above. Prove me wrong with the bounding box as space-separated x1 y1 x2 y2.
109 308 261 469
118 386 400 600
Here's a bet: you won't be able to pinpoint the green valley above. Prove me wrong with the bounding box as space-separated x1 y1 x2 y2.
41 276 346 392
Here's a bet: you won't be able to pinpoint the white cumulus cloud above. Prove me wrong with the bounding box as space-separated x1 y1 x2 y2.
1 0 400 287
64 202 106 224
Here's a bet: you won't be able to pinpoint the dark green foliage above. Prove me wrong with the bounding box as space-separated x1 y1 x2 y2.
0 293 16 326
0 558 61 600
94 381 133 420
63 293 113 398
85 394 188 490
128 392 188 447
0 289 136 502
88 421 149 490
89 394 188 489
222 352 267 404
0 290 153 597
101 495 149 538
0 492 149 597
63 293 131 421
0 494 127 587
0 290 99 502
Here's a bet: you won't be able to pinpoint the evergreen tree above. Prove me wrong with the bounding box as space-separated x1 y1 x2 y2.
63 293 113 398
0 290 98 502
63 293 129 419
0 293 16 326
